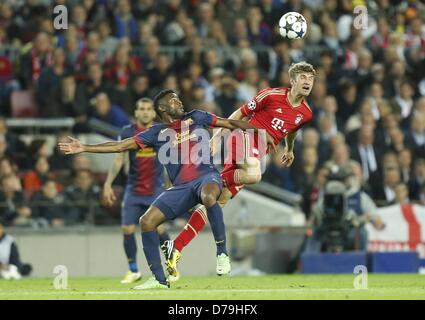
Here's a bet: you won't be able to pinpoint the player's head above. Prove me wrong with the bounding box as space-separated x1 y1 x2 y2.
134 97 156 125
153 89 185 120
288 61 316 96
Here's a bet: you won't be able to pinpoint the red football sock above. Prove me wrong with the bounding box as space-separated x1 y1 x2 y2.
174 206 208 252
221 169 241 186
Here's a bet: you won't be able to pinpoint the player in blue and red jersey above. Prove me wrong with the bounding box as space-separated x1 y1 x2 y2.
59 89 275 289
103 98 170 284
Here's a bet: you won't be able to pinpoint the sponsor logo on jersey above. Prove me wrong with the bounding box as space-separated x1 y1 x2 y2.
276 108 283 113
248 100 256 110
271 117 285 130
183 118 194 126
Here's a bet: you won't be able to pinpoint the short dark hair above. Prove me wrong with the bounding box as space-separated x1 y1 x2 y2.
153 89 176 115
135 97 153 109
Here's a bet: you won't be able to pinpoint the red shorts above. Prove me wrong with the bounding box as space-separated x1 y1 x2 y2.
221 130 268 197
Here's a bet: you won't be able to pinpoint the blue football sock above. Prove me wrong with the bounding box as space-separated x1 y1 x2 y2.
206 203 228 256
141 230 167 283
123 233 138 272
159 230 170 247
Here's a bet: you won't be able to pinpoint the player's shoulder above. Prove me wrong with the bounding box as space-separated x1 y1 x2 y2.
185 109 213 121
302 99 313 113
120 123 134 134
256 87 288 102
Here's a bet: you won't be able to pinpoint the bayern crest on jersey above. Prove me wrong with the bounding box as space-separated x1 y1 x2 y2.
295 114 303 125
248 100 256 110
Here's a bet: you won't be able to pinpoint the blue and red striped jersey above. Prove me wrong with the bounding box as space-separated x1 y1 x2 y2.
134 110 219 186
119 123 165 196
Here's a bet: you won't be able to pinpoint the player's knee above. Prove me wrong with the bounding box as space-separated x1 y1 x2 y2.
121 225 135 235
139 214 155 231
242 170 262 184
201 193 218 208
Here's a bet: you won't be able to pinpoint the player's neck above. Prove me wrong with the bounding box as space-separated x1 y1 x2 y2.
136 121 153 129
162 114 178 124
288 87 304 107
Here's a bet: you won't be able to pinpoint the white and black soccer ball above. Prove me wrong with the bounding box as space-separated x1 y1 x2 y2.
279 12 307 40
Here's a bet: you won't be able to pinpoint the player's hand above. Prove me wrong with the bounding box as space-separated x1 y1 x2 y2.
58 136 85 154
281 148 295 167
266 133 277 153
103 185 116 206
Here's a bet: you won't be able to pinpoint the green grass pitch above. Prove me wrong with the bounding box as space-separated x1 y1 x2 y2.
1 275 425 300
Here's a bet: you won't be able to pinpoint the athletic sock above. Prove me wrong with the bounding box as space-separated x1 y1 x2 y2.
141 230 167 283
158 229 171 247
174 206 208 252
206 203 228 256
123 233 138 272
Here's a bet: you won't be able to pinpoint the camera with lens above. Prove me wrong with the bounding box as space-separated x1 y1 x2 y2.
321 169 350 252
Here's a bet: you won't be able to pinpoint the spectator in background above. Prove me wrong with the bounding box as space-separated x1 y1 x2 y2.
0 218 32 279
24 139 49 170
398 149 413 184
0 175 31 227
374 166 401 206
72 154 92 173
36 47 69 109
409 158 425 201
97 19 119 62
19 32 53 89
48 74 82 118
0 158 21 191
65 169 108 225
395 182 410 204
23 156 55 198
293 147 319 195
0 118 26 163
350 125 380 184
32 179 76 227
405 112 425 158
91 92 130 132
262 145 295 192
114 0 138 43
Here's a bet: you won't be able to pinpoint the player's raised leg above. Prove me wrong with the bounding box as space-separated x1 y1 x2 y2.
132 206 169 290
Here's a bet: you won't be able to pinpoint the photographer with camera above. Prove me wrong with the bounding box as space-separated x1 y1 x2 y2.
304 162 385 253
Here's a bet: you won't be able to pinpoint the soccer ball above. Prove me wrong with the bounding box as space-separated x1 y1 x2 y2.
279 12 307 40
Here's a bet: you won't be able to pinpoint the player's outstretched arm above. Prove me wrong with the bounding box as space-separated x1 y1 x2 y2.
214 117 276 152
58 136 138 155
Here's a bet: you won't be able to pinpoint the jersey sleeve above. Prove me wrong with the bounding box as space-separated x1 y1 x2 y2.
192 110 218 128
240 88 270 116
134 127 157 149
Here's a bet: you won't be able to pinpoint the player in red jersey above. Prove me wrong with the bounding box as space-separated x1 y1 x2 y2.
162 61 316 281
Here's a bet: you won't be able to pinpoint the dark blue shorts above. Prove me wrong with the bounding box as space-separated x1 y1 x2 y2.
152 172 222 220
121 190 159 225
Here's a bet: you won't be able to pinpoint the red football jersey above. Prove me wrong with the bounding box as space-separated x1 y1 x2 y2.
240 87 313 144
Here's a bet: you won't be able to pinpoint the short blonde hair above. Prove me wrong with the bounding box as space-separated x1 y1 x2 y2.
288 61 316 80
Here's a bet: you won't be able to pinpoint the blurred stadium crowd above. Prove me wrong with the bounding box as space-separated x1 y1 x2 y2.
0 0 424 228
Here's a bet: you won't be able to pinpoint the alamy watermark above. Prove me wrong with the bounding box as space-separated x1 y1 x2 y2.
53 265 68 290
353 265 368 290
353 5 368 30
53 5 68 30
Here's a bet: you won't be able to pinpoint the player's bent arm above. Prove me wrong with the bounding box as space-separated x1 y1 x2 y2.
104 152 125 187
285 132 297 151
